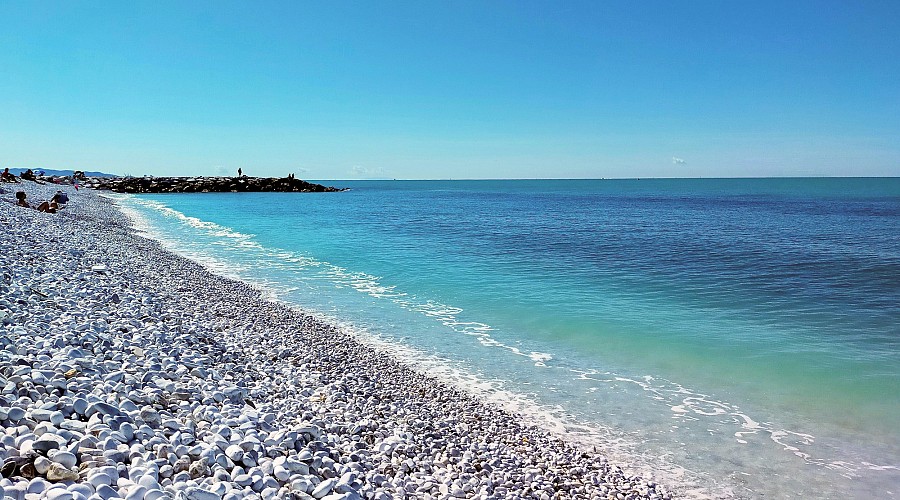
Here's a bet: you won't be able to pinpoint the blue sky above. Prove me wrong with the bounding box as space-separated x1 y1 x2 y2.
1 1 897 179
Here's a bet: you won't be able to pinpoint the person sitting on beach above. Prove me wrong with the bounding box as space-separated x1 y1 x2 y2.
20 169 37 182
15 191 29 207
1 168 17 182
52 190 69 205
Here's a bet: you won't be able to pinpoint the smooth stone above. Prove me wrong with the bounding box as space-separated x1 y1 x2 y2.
102 450 126 463
69 484 95 498
119 423 135 442
158 465 174 479
59 420 88 432
123 485 146 500
72 398 88 416
208 482 228 496
34 456 52 474
224 445 244 462
32 437 62 453
182 487 220 500
144 489 168 500
45 489 75 500
49 411 65 426
118 400 139 413
31 409 56 422
284 459 310 475
108 431 129 444
49 451 78 470
137 475 160 490
90 402 122 418
88 471 116 488
326 492 361 500
311 478 336 499
65 348 88 359
273 466 290 481
95 484 119 500
7 407 26 421
26 478 50 494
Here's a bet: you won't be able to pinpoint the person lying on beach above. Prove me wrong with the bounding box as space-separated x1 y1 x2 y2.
14 191 57 213
37 201 58 213
20 169 46 184
1 168 17 182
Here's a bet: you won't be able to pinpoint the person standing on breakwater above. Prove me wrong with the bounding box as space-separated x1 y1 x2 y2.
237 168 242 177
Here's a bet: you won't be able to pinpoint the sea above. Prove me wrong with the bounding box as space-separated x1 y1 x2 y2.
112 178 899 499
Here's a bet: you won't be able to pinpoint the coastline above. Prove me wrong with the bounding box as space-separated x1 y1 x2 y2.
1 184 673 499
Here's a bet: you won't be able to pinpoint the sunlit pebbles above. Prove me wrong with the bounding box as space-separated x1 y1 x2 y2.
0 183 670 499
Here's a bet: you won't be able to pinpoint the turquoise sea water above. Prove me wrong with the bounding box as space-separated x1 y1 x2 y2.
115 178 899 498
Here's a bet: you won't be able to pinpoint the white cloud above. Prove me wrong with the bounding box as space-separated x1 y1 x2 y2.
672 156 687 165
350 165 387 178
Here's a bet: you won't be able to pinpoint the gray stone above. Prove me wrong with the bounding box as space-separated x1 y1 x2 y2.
32 408 56 422
124 485 147 500
95 484 120 500
45 488 75 500
182 487 221 500
89 402 123 418
311 478 336 499
32 436 62 453
72 398 88 416
49 450 78 470
6 406 26 421
224 444 244 462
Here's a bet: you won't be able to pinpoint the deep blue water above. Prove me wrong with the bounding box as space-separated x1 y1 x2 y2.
116 178 900 499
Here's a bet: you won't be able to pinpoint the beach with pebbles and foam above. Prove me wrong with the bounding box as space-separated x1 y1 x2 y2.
0 182 672 500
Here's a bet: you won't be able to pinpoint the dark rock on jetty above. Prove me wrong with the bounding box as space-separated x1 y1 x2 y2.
84 175 344 193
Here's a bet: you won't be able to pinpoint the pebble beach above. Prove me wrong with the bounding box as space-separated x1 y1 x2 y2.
0 182 672 500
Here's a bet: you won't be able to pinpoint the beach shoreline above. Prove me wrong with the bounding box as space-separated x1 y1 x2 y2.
1 183 673 499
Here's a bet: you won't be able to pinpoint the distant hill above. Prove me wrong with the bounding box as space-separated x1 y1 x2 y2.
8 168 118 178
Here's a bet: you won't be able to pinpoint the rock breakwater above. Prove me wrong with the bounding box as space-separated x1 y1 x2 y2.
0 183 672 499
84 176 343 194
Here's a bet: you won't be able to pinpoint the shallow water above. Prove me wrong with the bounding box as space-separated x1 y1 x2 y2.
115 178 900 498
